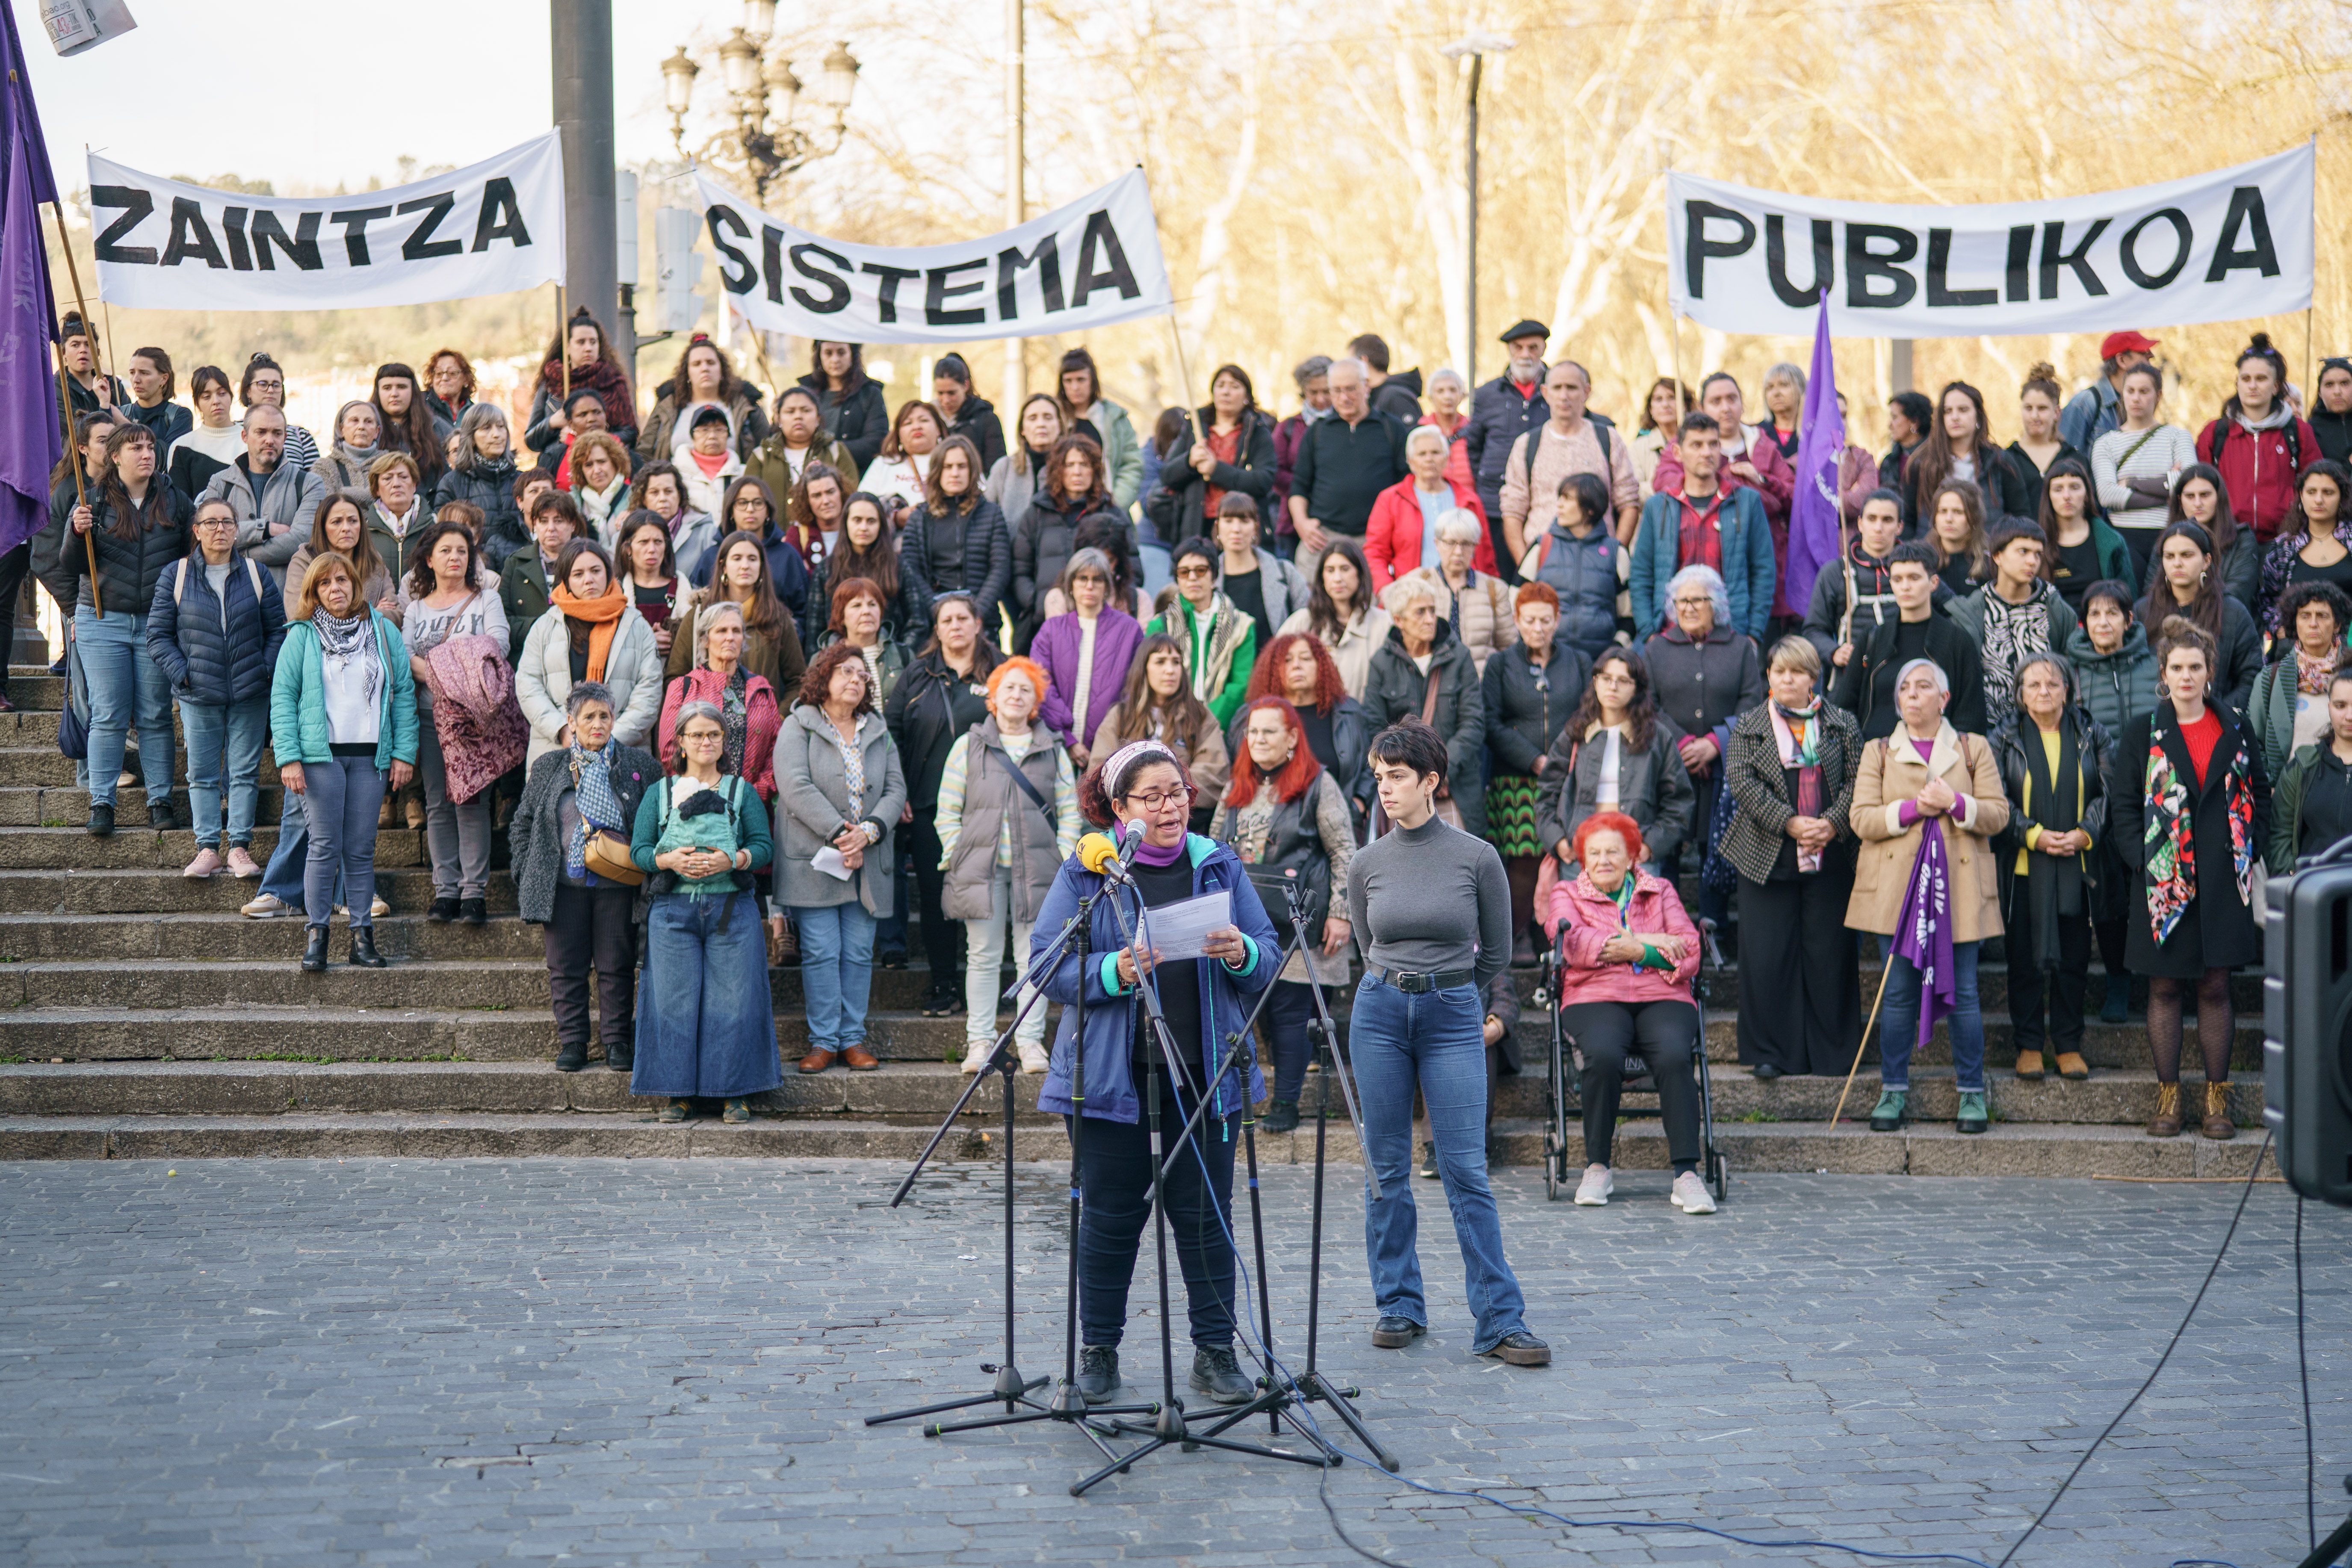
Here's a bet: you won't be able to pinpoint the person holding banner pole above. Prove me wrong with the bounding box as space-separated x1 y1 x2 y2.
529 312 637 464
1844 658 2008 1136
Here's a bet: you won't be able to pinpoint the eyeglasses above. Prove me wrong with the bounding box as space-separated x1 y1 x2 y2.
193 517 236 529
1123 789 1188 811
1174 564 1212 580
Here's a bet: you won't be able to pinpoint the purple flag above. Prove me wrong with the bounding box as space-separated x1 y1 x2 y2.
1891 816 1956 1048
1785 292 1844 614
0 2 60 556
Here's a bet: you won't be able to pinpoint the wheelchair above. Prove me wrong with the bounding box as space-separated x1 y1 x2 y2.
1532 920 1729 1205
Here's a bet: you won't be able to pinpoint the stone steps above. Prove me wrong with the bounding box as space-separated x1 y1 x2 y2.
0 1110 2283 1178
0 825 423 869
0 911 543 961
0 867 514 915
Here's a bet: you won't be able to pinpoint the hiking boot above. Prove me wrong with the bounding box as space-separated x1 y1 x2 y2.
2012 1050 2045 1081
1188 1344 1255 1405
1260 1099 1300 1134
1868 1090 1907 1132
722 1098 751 1124
2054 1051 2090 1081
1075 1345 1120 1405
86 803 113 838
1370 1317 1424 1349
2200 1081 2236 1140
181 847 224 880
1573 1163 1613 1206
1956 1090 1990 1134
555 1039 589 1073
2146 1083 2183 1138
1478 1332 1552 1367
225 845 263 879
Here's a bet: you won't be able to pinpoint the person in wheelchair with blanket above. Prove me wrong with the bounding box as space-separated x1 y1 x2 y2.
1543 809 1716 1214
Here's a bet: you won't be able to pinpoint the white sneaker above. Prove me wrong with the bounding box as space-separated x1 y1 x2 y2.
1018 1043 1050 1074
1573 1163 1613 1206
1671 1171 1717 1214
240 892 293 919
370 894 390 918
960 1039 993 1075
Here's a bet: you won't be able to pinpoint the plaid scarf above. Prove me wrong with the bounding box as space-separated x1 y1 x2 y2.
565 739 626 881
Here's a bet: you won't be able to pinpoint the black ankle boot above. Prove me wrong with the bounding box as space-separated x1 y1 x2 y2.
458 897 487 926
555 1039 588 1072
348 927 387 968
301 925 329 973
603 1040 634 1073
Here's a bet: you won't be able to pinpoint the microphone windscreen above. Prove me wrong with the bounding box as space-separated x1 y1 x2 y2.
1119 818 1146 851
1078 833 1120 875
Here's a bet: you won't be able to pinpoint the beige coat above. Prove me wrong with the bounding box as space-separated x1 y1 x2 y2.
1380 564 1517 676
1088 699 1231 803
1846 721 2010 942
1275 603 1392 702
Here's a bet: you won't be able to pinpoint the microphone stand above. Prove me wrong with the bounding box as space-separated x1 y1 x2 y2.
1135 872 1396 1471
866 878 1155 1459
1070 870 1337 1496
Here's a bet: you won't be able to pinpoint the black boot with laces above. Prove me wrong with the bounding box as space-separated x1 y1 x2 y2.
1075 1345 1120 1405
1188 1344 1255 1405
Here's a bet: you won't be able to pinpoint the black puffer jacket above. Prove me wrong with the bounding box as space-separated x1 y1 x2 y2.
901 499 1013 635
1482 634 1593 778
1013 491 1141 632
796 374 891 470
1362 617 1488 834
434 457 527 570
1148 407 1278 540
143 555 287 706
1463 369 1549 521
35 484 192 617
943 394 1007 473
883 648 996 810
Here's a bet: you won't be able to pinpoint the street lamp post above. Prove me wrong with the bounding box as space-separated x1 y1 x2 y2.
1442 32 1514 386
666 2 860 206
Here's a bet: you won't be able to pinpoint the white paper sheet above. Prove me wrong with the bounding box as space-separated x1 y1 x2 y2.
1133 889 1232 963
810 846 853 881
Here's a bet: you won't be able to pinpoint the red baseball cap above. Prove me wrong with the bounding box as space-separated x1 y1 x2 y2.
2100 330 2160 357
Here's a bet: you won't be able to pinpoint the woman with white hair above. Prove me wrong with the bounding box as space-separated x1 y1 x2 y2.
1640 563 1762 927
1365 423 1493 593
1758 361 1807 460
1380 507 1516 675
1421 367 1473 490
1363 573 1489 833
1845 656 2010 1134
433 403 527 569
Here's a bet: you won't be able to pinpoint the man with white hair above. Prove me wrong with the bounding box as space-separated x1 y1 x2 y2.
1287 355 1409 576
1498 360 1640 565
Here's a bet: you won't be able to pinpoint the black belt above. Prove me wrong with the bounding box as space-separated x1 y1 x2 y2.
1368 965 1476 994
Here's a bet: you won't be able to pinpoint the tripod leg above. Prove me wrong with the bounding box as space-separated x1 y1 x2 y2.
994 1051 1025 1406
1241 1122 1276 1432
1145 1066 1187 1442
1306 1019 1332 1378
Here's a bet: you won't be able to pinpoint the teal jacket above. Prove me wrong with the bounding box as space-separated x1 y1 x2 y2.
269 610 420 773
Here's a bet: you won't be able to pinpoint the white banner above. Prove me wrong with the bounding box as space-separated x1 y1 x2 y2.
696 168 1173 343
1666 146 2314 338
88 133 567 310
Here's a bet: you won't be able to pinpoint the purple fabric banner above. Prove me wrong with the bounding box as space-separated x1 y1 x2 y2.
1784 292 1844 615
0 5 60 556
1892 815 1956 1047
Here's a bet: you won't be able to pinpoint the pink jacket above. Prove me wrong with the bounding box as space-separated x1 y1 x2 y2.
1545 867 1701 1007
657 667 781 800
423 635 528 805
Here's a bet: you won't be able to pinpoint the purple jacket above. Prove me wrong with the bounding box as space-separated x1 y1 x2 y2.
1031 608 1143 748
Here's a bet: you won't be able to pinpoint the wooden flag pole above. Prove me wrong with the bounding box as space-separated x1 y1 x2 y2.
1826 955 1896 1128
44 201 102 615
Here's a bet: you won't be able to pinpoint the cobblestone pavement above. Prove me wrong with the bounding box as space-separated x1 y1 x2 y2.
0 1157 2340 1567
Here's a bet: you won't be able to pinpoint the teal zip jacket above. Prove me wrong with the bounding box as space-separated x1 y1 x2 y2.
269 609 420 773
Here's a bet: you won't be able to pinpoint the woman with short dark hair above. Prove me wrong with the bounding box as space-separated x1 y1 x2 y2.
167 363 243 496
2249 580 2352 783
883 592 1000 1016
510 681 658 1072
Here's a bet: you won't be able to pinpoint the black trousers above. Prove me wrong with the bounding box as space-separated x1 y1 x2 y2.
545 883 638 1049
0 543 28 697
907 806 963 999
2009 874 2091 1055
1561 999 1702 1172
1070 1064 1238 1350
1735 869 1862 1075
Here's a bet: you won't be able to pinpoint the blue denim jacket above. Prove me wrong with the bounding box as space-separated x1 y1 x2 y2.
1032 834 1277 1125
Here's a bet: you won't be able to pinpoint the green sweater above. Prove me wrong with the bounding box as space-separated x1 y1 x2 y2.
268 611 419 774
628 774 775 891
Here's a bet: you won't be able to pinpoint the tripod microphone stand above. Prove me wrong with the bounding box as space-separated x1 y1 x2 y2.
865 879 1155 1459
1110 871 1398 1473
1068 872 1346 1495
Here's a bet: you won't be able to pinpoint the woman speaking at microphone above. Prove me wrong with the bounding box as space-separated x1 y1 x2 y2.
1031 740 1281 1410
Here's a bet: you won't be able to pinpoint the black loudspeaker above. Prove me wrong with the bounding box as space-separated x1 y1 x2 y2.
2265 865 2352 1209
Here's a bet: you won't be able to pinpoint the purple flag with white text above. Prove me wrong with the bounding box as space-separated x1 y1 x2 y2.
1891 816 1956 1047
1785 292 1843 615
0 3 61 556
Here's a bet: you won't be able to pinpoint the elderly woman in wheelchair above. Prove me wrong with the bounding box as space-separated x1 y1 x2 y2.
1543 809 1715 1214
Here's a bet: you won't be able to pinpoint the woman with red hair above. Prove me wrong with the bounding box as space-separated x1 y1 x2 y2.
1544 810 1713 1214
1237 631 1375 824
1209 696 1357 1132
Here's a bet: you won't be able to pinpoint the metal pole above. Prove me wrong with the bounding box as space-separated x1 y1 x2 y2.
552 0 621 367
1001 0 1026 419
1465 53 1482 386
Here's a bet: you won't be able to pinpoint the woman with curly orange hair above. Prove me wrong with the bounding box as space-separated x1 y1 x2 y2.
1209 696 1356 1131
1236 630 1375 824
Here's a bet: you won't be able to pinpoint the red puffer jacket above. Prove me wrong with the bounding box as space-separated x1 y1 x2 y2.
2196 410 2319 544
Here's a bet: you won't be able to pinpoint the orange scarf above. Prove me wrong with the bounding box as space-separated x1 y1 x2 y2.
551 580 627 682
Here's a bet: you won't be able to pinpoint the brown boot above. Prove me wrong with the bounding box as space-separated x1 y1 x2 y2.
2146 1082 2183 1138
2054 1051 2090 1081
797 1048 837 1074
2201 1081 2236 1140
2013 1050 2046 1081
842 1045 880 1071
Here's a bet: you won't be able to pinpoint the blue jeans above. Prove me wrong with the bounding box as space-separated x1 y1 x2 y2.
1878 940 1984 1093
178 696 269 848
632 892 781 1098
301 755 384 930
260 789 341 907
74 608 173 808
1351 975 1529 1352
795 901 877 1054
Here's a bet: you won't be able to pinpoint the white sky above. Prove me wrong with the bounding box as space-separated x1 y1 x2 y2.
11 0 769 194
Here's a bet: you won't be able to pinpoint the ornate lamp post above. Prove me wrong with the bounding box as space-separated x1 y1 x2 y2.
665 2 859 205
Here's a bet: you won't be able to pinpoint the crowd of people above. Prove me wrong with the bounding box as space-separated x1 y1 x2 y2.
24 307 2352 1163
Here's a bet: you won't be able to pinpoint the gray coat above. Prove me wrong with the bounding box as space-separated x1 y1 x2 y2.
1534 713 1697 867
204 459 326 579
1218 546 1310 631
507 742 660 924
940 720 1069 923
771 705 907 916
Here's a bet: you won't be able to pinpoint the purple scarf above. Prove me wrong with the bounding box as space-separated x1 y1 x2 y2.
1132 832 1188 867
1891 815 1956 1047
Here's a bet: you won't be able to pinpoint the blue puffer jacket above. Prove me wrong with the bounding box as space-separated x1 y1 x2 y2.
145 555 288 706
1520 521 1621 658
1033 833 1277 1126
